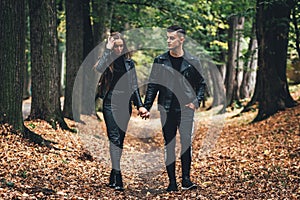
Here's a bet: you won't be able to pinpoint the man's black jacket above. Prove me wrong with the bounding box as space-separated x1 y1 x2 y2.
144 51 206 112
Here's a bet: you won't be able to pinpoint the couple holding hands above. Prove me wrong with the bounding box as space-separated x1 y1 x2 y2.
94 25 206 192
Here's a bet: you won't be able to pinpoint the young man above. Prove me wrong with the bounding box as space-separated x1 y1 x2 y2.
141 25 206 191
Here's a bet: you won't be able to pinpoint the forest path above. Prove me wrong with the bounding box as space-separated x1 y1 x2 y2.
9 88 299 199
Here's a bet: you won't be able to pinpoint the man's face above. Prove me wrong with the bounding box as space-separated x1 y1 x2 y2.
167 31 184 51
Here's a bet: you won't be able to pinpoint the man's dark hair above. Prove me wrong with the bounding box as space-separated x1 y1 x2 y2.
167 25 186 36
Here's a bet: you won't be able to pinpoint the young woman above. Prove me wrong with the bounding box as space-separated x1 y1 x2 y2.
94 32 147 191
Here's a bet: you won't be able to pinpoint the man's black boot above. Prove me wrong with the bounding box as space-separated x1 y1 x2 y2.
181 176 197 190
181 148 196 190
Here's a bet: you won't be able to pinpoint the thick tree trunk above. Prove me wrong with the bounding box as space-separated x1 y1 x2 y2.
0 0 26 131
29 0 69 129
63 0 84 120
254 0 297 122
29 0 51 119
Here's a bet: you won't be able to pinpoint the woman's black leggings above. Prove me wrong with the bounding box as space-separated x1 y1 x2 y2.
103 90 132 171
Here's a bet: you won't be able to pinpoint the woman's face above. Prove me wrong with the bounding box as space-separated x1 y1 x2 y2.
113 39 124 55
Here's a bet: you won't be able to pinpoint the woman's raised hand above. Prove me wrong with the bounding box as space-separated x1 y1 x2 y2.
106 36 115 50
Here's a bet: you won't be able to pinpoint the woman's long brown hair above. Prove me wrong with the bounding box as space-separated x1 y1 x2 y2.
99 32 131 94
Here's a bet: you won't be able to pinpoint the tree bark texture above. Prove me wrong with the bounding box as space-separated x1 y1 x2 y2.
82 0 96 115
83 0 94 58
240 22 258 99
0 0 26 131
29 0 67 129
63 0 84 120
255 0 297 121
23 2 31 100
92 0 114 44
225 16 245 107
291 3 300 59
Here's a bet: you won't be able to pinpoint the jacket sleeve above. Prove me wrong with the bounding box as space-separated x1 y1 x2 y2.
143 59 160 111
192 61 206 108
193 74 206 108
94 48 112 73
130 61 144 108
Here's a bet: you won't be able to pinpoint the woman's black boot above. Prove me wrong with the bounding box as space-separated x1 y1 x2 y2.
108 169 116 188
114 170 124 191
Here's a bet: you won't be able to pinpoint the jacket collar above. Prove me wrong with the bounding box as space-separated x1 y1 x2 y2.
159 50 195 60
124 58 132 71
159 50 197 72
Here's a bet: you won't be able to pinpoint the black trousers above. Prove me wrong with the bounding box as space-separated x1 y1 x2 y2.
160 107 194 182
103 90 132 171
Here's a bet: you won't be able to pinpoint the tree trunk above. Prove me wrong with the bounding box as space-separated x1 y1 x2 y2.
23 2 31 100
82 0 96 115
208 63 226 111
291 3 300 59
29 0 69 130
92 0 106 44
242 64 262 112
240 21 258 99
57 0 65 97
63 0 84 120
234 17 245 104
0 0 26 131
83 0 94 58
225 15 245 107
23 63 31 100
92 0 114 44
254 0 297 122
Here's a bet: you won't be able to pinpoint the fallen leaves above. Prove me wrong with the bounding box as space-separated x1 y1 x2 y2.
0 100 300 199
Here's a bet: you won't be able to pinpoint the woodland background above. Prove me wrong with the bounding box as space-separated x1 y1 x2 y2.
0 0 300 199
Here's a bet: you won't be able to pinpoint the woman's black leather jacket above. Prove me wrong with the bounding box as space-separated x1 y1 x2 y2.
95 48 143 108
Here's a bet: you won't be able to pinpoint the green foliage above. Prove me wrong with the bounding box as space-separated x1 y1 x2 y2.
27 123 36 129
57 4 66 52
3 180 14 187
288 0 300 59
132 50 162 81
58 0 297 75
19 170 28 179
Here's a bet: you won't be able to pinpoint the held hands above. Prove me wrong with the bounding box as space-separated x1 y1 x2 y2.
185 102 196 110
137 103 195 120
138 107 150 120
106 36 115 50
138 103 195 120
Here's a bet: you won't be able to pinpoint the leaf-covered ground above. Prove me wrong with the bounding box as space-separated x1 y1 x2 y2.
1 90 300 199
